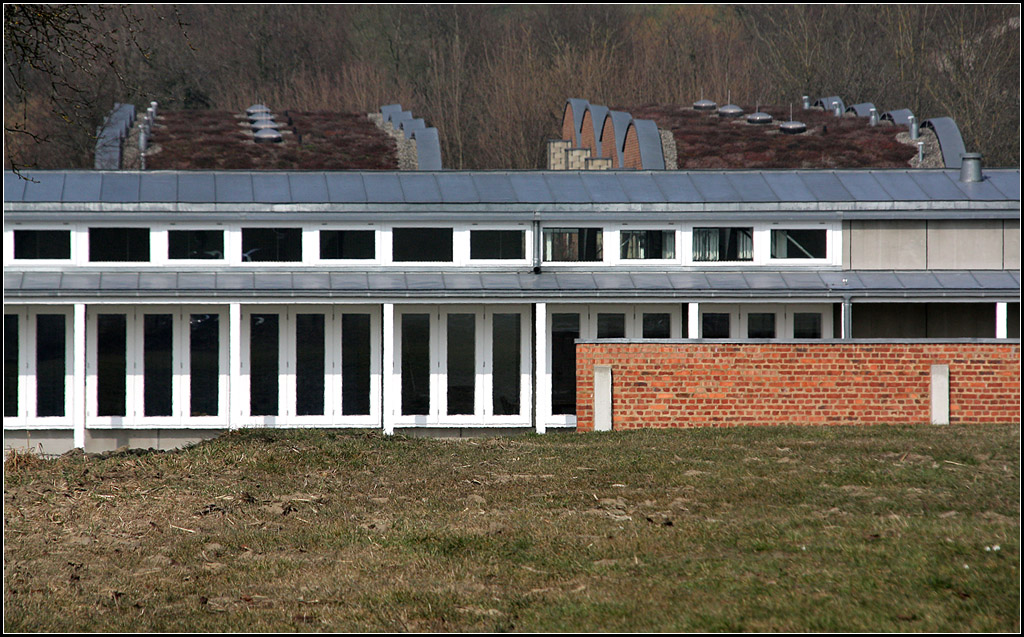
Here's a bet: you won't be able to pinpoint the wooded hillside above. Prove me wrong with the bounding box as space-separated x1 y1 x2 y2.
5 5 1019 170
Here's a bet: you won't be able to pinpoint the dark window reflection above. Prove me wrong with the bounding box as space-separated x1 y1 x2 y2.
96 314 126 416
144 314 173 417
190 314 219 416
447 314 475 415
551 313 579 415
401 314 431 415
296 314 325 416
492 314 520 416
250 314 279 415
342 314 371 415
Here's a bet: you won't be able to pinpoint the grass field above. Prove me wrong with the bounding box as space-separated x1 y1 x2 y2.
4 423 1020 632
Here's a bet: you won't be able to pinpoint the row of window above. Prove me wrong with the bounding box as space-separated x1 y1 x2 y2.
9 225 831 264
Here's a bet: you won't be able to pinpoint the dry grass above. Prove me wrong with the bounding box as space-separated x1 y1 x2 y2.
4 424 1019 632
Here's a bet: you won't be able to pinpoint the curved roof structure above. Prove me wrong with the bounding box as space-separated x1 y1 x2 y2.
600 111 633 168
881 109 914 126
410 128 443 171
581 104 609 157
846 103 876 118
629 120 666 170
814 96 845 114
400 118 426 139
921 117 968 169
563 99 590 147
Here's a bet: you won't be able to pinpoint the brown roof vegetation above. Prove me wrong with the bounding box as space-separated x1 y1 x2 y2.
624 104 917 169
146 110 399 170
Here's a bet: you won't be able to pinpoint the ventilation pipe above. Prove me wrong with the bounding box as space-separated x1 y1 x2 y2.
869 108 878 126
833 102 842 117
959 153 983 182
917 142 924 166
909 115 919 140
802 95 810 110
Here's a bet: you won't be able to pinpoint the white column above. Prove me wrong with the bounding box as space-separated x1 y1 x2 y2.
535 303 548 434
228 303 241 429
73 304 87 449
687 302 699 338
996 302 1008 339
382 303 395 435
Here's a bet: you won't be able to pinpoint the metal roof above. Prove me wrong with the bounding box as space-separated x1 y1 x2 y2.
5 268 1018 300
5 169 1019 208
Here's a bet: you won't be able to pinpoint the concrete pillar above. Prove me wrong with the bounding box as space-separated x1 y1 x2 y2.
842 299 853 339
594 365 613 432
688 302 700 338
931 364 950 425
73 304 86 449
228 303 241 429
996 302 1008 339
382 303 395 435
535 303 548 434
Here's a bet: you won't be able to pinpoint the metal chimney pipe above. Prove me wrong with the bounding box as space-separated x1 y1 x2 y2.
909 115 919 140
802 95 810 110
960 153 983 182
869 108 878 126
917 142 924 166
833 102 842 117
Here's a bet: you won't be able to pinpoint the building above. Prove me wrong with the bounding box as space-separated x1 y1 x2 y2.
3 102 1020 454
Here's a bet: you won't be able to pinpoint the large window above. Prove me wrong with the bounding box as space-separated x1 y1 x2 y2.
470 230 525 260
169 230 224 260
620 230 675 260
89 228 150 262
242 228 302 262
771 229 827 259
392 228 453 262
692 227 753 262
320 230 375 260
14 230 71 260
543 228 602 262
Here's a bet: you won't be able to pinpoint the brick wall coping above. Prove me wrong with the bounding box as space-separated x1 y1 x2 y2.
576 338 1020 345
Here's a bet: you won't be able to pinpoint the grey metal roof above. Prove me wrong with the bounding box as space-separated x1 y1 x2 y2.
6 269 1017 300
921 117 967 169
410 127 443 170
564 99 590 147
5 169 1019 208
846 103 876 117
631 120 666 170
881 109 914 126
602 110 632 168
814 96 845 113
584 104 609 156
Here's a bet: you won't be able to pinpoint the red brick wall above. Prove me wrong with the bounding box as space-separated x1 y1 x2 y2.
576 342 1021 431
580 111 598 156
622 124 642 169
600 116 619 167
561 106 578 143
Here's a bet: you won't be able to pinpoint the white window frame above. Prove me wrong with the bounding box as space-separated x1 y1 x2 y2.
765 223 837 266
610 225 681 266
539 226 608 266
466 224 533 266
155 224 229 266
84 224 155 265
239 304 381 427
312 223 381 266
4 306 77 430
235 225 306 267
392 304 532 427
4 225 78 267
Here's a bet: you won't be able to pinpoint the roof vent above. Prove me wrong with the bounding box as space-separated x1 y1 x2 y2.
254 128 283 144
718 104 744 118
780 104 806 134
249 111 274 124
959 153 983 182
246 104 270 116
251 119 280 131
746 106 772 125
693 99 717 111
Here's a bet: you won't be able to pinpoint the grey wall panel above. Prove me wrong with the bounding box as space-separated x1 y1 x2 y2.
848 220 927 269
1004 220 1020 269
926 220 1005 269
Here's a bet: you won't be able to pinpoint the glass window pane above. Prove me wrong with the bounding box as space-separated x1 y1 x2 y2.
5 315 18 417
551 313 580 415
144 314 173 417
794 313 823 339
296 314 325 416
492 314 521 416
342 314 371 416
702 313 730 339
168 230 224 259
693 227 753 262
470 230 525 260
401 313 431 415
96 314 125 416
89 228 150 262
620 230 674 260
747 313 777 339
543 229 603 262
14 230 71 259
597 313 625 339
320 230 375 260
446 314 476 415
393 228 453 262
242 228 302 262
771 229 827 259
190 314 219 417
642 313 672 339
249 314 279 415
